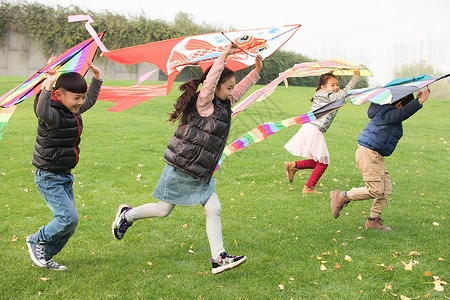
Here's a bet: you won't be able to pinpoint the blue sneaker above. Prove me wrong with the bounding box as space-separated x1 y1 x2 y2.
26 234 47 268
112 204 133 240
211 252 247 274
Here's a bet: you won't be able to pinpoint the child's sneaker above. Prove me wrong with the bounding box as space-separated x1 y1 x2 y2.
112 204 133 240
45 258 67 271
211 252 247 274
26 234 47 268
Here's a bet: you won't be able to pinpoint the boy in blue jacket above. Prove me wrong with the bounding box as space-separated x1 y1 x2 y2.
330 88 430 230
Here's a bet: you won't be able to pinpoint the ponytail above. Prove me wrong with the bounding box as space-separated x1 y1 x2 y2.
168 65 235 124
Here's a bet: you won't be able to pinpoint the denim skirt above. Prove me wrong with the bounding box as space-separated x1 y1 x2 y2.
153 164 216 206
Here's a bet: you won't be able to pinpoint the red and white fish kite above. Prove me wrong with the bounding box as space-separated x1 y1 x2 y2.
69 15 300 111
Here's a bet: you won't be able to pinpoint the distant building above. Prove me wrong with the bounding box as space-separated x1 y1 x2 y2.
388 32 448 76
300 32 449 85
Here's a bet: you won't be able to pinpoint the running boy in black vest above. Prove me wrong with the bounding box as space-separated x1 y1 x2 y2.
26 63 102 270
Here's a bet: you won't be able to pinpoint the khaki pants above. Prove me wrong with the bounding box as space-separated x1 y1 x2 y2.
347 145 392 218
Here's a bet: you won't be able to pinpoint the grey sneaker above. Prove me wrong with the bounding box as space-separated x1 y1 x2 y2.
46 258 67 271
211 252 247 274
112 204 133 240
26 234 47 268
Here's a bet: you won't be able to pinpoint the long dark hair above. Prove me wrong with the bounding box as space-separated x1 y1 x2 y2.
310 72 337 101
168 66 235 124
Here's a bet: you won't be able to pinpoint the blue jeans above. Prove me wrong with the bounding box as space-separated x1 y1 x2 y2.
34 168 79 258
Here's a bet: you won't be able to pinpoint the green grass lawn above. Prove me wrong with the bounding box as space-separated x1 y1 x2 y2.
0 77 448 299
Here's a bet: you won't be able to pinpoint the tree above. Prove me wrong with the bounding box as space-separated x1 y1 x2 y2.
395 60 450 99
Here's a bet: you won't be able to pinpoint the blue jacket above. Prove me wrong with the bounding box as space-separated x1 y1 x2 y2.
357 99 422 156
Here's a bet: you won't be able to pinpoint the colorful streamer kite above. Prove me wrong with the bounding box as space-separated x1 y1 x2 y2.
348 73 450 105
231 58 372 117
0 32 104 108
69 15 301 111
0 32 104 140
215 99 346 172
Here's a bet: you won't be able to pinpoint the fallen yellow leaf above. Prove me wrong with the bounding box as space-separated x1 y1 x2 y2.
40 277 50 281
400 295 411 300
434 285 444 291
345 255 352 262
320 265 327 271
402 260 414 271
357 274 362 281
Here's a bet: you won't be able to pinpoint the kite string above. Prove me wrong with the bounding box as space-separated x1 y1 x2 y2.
221 25 300 58
220 32 257 58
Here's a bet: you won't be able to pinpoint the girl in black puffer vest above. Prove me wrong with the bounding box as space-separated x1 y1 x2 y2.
112 42 262 274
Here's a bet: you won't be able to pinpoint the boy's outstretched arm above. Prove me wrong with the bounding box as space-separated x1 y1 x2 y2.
87 62 101 80
36 69 59 127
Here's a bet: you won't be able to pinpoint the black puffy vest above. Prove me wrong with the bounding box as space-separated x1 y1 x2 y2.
164 95 232 184
32 99 83 173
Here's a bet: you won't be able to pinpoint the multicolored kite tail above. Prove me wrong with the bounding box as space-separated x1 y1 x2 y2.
0 105 17 141
215 99 346 172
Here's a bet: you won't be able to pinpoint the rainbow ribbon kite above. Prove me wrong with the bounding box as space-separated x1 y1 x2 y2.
0 32 103 141
348 73 450 105
215 99 346 172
